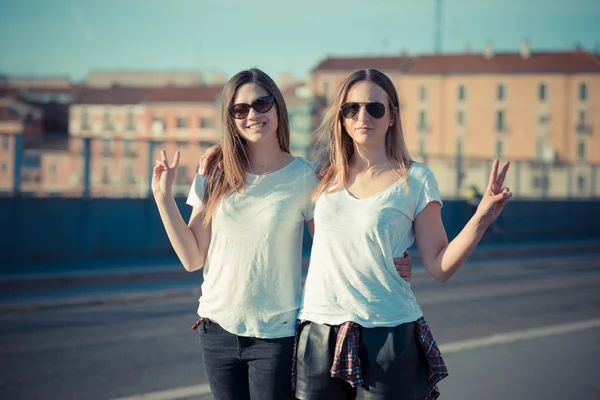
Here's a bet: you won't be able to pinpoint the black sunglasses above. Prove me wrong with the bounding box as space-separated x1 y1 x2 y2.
228 95 275 119
340 101 386 119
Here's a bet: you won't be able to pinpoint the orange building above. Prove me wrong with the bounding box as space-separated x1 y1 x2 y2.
68 85 222 197
311 44 600 197
0 97 44 194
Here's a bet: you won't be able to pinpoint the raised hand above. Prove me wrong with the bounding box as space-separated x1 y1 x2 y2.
152 150 180 198
198 144 223 176
475 159 512 227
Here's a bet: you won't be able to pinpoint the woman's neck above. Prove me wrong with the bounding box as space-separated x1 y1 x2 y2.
350 141 389 172
246 137 291 175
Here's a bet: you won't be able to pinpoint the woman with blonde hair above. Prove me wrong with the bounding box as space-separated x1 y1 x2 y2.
294 68 512 400
153 68 413 400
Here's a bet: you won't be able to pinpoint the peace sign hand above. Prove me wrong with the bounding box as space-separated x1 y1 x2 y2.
152 150 180 198
475 159 512 227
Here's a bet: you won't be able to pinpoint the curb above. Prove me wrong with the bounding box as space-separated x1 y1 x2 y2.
2 240 599 313
0 287 201 314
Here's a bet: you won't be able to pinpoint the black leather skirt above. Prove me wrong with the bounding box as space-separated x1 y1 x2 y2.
294 321 433 400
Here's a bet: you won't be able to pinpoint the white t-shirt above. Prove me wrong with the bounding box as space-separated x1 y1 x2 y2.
298 162 442 328
186 157 317 338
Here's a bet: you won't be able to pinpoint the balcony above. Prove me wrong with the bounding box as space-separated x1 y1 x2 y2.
495 125 509 134
124 150 138 158
417 124 430 134
576 124 592 134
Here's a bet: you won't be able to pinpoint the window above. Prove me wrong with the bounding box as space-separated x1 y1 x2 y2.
496 140 504 157
536 137 544 159
538 83 547 101
125 111 135 131
578 110 586 125
497 84 505 101
496 110 505 132
200 117 212 129
456 139 463 156
102 139 112 156
176 165 189 185
1 135 8 149
419 111 427 129
177 116 188 129
457 111 464 125
152 116 165 134
81 109 90 129
578 176 586 192
123 139 134 155
102 165 110 184
103 110 113 131
50 161 57 176
1 162 7 173
419 85 427 101
323 80 330 97
533 176 549 189
579 82 588 101
418 138 426 157
578 141 586 160
124 165 134 184
458 85 466 101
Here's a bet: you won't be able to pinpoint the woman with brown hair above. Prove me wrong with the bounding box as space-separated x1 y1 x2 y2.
153 68 413 400
294 68 512 400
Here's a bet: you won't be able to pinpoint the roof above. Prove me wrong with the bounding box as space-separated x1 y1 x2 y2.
74 87 154 105
74 85 223 105
313 51 600 74
147 85 223 103
407 51 600 74
313 56 412 72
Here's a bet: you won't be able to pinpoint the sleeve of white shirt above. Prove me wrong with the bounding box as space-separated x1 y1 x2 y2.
414 168 443 218
302 167 318 221
186 173 207 208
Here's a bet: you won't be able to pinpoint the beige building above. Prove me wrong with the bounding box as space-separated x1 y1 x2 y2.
311 44 600 198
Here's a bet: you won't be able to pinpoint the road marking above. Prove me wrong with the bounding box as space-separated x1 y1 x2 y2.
112 318 600 400
112 384 212 400
439 317 600 354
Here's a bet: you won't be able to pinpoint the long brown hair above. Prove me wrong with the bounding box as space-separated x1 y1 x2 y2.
202 68 291 226
312 68 412 200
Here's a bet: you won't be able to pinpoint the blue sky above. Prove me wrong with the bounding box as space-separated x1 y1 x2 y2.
1 0 599 82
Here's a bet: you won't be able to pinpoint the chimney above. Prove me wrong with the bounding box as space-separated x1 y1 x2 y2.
464 44 472 54
484 40 494 59
521 39 531 59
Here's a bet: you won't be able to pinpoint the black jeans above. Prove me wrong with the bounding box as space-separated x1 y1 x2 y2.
197 320 295 400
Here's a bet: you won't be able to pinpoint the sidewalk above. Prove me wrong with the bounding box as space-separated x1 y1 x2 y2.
2 238 599 313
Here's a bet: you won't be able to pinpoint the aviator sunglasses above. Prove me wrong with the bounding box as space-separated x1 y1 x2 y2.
340 101 386 119
228 95 275 119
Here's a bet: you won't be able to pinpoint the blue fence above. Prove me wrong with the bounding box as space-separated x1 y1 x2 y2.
1 197 600 265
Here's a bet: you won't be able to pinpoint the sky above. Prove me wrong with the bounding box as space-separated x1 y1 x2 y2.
1 0 599 82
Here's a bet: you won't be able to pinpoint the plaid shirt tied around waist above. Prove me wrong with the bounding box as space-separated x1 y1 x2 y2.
291 317 448 399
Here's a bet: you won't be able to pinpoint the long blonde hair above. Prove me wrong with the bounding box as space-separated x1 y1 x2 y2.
202 69 290 226
312 68 413 200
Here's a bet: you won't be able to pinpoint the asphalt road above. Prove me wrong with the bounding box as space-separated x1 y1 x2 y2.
1 252 599 400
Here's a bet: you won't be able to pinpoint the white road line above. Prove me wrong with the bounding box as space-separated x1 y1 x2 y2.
111 318 600 400
112 383 212 400
439 317 600 354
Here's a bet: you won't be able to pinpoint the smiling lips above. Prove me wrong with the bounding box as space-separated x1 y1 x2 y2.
247 122 265 130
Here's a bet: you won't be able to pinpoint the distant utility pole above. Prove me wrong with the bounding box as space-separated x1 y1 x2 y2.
435 0 442 54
